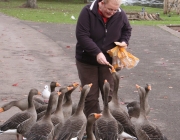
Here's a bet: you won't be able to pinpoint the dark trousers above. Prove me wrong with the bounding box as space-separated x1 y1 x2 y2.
76 60 114 118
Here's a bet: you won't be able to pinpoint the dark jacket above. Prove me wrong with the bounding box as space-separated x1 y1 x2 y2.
75 0 132 65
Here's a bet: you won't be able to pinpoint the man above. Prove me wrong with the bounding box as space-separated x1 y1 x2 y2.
75 0 132 118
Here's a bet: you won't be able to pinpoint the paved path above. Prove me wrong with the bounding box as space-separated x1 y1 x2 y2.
0 13 180 139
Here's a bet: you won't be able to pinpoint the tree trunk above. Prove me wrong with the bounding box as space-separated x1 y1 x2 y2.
25 0 37 8
177 0 180 14
163 0 168 14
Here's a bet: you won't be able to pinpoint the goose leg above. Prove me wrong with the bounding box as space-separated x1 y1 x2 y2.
16 134 20 140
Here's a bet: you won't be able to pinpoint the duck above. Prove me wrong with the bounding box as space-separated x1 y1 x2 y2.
25 91 61 140
62 82 79 120
0 89 41 140
126 84 151 119
86 113 102 140
134 84 168 140
95 80 119 140
108 66 137 139
56 83 92 140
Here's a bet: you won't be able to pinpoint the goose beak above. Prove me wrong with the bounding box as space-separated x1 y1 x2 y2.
0 107 4 113
73 82 79 87
94 113 102 119
148 85 151 90
38 91 41 95
109 65 116 73
56 82 61 87
136 84 140 89
88 83 93 87
57 91 61 95
67 86 73 91
79 86 82 91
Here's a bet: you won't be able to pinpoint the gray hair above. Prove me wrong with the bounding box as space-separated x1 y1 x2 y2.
103 0 121 5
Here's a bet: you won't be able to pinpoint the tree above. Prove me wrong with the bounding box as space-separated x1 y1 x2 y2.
163 0 168 14
22 0 37 8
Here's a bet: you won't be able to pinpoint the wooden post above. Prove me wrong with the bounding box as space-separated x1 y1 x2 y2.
163 0 168 14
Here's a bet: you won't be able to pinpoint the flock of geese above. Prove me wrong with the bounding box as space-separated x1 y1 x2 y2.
0 65 168 140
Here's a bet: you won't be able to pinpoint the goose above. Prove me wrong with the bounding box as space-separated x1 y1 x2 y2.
0 89 41 140
51 86 73 126
25 91 61 140
95 80 119 140
0 81 60 114
0 97 43 113
134 84 168 140
108 66 137 139
86 113 102 140
62 82 79 120
126 84 151 119
56 83 92 140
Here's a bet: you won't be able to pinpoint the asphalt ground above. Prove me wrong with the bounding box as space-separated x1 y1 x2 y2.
0 13 180 139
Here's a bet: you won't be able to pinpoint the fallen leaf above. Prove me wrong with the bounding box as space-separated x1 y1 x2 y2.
169 86 173 89
66 46 70 48
120 102 124 105
12 83 18 86
163 96 168 99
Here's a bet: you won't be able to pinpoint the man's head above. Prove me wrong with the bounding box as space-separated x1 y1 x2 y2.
99 0 121 18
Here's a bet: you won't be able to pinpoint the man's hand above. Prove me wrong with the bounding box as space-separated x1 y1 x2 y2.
97 52 110 65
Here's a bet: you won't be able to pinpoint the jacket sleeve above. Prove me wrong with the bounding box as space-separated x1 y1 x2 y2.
119 10 132 45
76 6 101 57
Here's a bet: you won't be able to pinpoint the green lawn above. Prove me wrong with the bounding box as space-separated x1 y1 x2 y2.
0 0 180 25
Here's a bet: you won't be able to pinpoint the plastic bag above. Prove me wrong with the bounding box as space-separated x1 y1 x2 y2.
107 46 139 70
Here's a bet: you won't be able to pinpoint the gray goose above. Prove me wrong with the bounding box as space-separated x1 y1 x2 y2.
95 80 120 140
0 81 60 114
0 89 41 140
62 82 79 120
134 84 168 140
126 84 151 119
56 83 92 140
108 66 137 139
86 113 102 140
25 91 61 140
51 86 73 126
0 97 43 113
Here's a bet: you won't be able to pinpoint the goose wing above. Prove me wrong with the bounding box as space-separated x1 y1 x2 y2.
140 124 164 139
57 118 85 140
0 112 31 131
95 118 118 140
26 123 54 140
112 109 137 137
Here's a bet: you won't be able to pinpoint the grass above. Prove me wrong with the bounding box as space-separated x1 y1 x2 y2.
0 0 180 26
